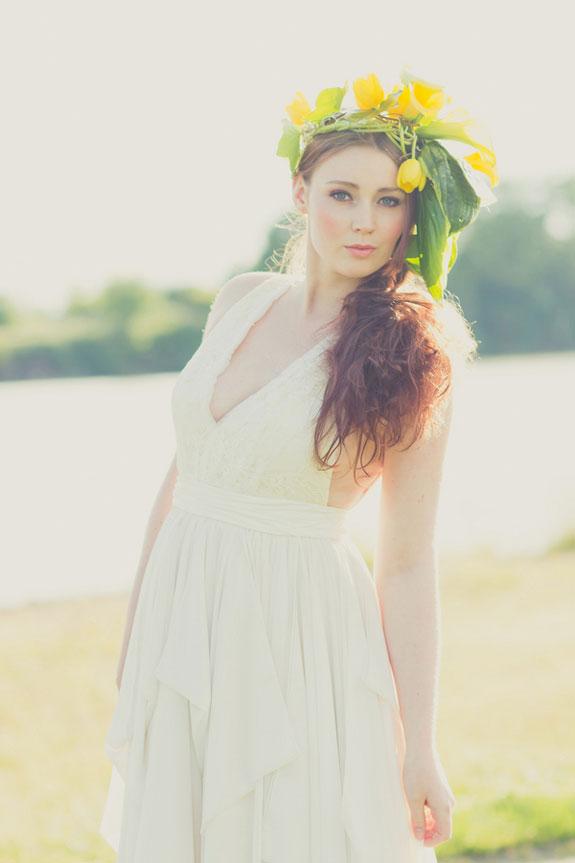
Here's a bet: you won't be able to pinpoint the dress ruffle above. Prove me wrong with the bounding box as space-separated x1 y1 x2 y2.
100 484 436 862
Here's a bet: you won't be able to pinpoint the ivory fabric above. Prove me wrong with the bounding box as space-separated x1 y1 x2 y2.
99 273 437 862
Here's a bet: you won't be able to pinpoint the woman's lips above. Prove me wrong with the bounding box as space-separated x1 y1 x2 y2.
345 245 376 257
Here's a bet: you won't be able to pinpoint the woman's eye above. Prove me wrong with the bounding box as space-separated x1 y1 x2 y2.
330 190 350 201
329 190 400 206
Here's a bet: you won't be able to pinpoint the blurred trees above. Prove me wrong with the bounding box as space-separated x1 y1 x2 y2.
0 177 574 379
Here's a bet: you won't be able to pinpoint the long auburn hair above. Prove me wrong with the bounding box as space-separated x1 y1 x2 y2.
275 129 478 480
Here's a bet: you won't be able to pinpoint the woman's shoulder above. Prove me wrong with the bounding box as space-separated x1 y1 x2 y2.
203 270 282 338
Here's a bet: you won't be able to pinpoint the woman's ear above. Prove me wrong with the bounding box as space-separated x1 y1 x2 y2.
292 174 308 215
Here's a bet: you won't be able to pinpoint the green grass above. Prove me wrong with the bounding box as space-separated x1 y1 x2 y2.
428 546 575 860
0 545 574 862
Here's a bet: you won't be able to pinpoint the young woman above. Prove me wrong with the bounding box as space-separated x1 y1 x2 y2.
99 72 496 862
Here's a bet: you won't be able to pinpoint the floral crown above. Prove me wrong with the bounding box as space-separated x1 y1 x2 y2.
276 68 499 301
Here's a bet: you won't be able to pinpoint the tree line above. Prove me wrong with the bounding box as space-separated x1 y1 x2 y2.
0 176 573 380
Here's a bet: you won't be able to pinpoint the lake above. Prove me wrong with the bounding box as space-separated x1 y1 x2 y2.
2 351 574 608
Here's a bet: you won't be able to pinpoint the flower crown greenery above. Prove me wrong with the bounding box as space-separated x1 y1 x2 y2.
276 68 499 301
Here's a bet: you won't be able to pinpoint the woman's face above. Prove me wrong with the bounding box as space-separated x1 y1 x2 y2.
293 145 408 277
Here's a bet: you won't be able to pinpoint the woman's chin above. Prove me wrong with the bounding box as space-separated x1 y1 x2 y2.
338 257 387 277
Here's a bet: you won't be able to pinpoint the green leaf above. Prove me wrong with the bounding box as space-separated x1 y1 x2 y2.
419 140 481 235
426 232 459 301
416 180 450 291
427 278 444 302
276 121 301 174
406 259 422 277
404 232 422 275
405 233 420 260
306 86 346 122
448 232 458 271
349 107 383 119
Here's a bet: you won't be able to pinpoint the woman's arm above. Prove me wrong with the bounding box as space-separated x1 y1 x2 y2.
373 391 456 844
374 393 454 749
116 451 178 688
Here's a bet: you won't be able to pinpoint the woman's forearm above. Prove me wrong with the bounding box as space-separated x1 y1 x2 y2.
374 558 441 754
116 455 177 682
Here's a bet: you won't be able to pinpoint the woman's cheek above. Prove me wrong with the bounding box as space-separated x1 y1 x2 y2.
390 207 407 235
317 205 344 240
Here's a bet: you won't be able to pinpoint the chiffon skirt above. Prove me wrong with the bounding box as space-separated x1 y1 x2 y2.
99 475 437 862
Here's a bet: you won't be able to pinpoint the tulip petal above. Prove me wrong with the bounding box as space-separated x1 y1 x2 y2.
353 72 385 110
464 150 499 187
397 158 425 193
285 91 312 126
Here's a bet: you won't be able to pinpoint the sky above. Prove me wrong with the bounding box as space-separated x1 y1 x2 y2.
0 0 572 313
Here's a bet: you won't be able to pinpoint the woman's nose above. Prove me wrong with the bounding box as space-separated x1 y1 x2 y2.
351 204 375 231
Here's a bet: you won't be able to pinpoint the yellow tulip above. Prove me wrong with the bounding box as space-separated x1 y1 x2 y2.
353 72 385 110
286 91 312 126
413 80 447 115
388 85 419 120
397 158 427 193
389 77 446 123
464 149 499 187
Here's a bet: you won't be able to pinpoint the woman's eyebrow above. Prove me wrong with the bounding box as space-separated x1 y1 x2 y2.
325 180 403 193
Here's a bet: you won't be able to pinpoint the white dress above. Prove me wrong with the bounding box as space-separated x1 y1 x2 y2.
99 272 438 862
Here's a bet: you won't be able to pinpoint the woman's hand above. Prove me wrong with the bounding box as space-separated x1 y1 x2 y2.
402 747 456 848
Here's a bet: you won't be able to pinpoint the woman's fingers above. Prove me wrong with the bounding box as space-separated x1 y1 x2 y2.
411 798 433 840
403 750 456 847
422 801 453 847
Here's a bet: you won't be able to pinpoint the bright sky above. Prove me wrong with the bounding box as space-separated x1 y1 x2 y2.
0 0 571 312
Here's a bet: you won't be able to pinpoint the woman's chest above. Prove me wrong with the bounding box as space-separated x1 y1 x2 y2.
170 342 335 503
172 335 331 444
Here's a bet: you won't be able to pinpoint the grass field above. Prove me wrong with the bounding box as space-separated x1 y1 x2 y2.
0 544 573 862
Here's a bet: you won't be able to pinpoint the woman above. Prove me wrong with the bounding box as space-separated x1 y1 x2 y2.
99 70 497 861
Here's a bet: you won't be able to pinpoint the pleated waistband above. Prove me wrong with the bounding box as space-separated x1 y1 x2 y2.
172 474 349 540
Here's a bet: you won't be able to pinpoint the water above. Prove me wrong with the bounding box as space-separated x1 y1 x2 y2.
2 351 574 608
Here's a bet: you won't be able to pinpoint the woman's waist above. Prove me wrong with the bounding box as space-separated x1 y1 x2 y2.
172 473 350 540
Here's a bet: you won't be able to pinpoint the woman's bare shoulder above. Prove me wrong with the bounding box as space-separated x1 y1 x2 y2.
203 270 282 338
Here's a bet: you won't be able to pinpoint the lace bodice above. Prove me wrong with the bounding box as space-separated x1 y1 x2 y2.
171 273 338 505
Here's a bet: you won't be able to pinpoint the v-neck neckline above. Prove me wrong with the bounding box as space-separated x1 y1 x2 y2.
207 276 334 429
